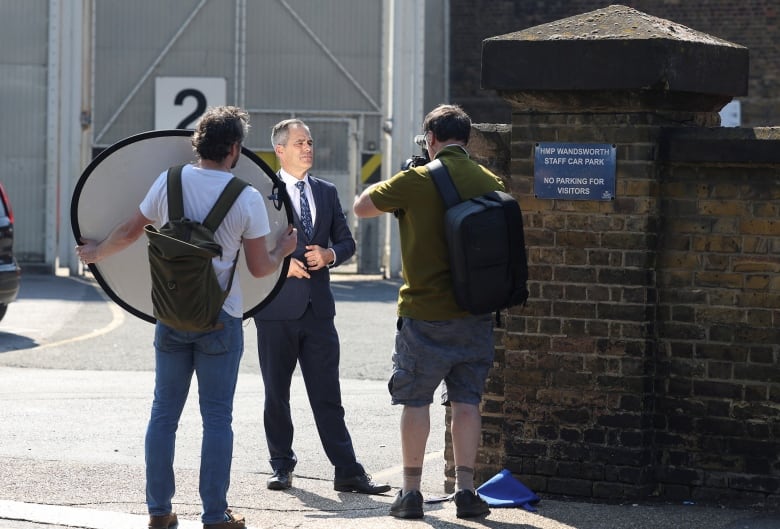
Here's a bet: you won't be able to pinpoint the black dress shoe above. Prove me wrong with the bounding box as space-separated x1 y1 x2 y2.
267 469 292 490
333 472 391 494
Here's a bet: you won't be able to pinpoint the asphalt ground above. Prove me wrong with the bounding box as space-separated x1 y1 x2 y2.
0 272 778 529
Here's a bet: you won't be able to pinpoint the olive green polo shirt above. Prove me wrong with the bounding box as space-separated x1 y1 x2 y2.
369 145 505 320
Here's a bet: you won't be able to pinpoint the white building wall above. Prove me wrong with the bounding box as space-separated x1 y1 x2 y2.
2 0 446 274
0 1 50 264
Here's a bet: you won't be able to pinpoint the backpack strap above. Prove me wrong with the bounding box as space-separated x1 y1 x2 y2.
168 169 250 293
166 165 186 221
428 159 507 325
203 177 251 293
203 177 250 232
166 166 250 229
427 159 462 208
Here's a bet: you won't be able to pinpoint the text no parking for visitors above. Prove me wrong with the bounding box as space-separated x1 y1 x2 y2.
534 142 616 200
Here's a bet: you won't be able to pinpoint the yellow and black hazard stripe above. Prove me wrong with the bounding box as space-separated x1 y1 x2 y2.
255 151 280 173
361 153 381 183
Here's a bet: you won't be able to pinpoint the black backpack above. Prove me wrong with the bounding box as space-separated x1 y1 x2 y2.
427 159 529 316
144 165 249 332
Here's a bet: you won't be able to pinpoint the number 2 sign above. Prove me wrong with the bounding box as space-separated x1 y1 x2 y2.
154 77 227 130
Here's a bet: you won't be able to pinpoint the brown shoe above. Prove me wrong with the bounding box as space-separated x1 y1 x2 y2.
203 509 245 529
148 512 178 529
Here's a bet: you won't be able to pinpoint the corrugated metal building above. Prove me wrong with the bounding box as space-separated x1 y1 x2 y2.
2 0 447 275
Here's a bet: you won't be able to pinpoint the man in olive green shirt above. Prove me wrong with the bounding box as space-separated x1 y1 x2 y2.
354 104 502 520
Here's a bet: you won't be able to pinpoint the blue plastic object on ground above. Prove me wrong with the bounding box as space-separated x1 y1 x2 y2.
477 469 541 512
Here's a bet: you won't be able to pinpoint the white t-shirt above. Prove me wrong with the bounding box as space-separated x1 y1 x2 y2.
139 164 271 318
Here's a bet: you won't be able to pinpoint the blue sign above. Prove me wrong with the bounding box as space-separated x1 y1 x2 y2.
534 143 616 200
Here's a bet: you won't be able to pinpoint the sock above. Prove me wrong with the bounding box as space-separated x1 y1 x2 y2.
402 466 423 493
455 465 475 491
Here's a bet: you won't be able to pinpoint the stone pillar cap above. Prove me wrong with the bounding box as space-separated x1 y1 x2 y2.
481 4 748 110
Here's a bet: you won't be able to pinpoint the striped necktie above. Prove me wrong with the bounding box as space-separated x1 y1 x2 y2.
295 180 313 239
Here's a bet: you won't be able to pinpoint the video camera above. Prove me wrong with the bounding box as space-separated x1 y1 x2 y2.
401 134 430 169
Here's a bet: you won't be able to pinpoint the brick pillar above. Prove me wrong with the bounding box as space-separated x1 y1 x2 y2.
475 5 748 499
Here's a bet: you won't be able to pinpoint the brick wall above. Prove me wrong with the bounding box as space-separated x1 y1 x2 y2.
449 0 780 127
496 110 675 501
454 114 780 507
654 128 780 505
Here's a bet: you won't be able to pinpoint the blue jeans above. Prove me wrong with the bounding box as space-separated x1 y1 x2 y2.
145 310 242 524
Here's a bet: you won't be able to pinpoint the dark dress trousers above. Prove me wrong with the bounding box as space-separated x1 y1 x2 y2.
253 174 359 477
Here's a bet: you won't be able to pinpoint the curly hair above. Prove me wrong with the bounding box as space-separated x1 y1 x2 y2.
191 106 250 162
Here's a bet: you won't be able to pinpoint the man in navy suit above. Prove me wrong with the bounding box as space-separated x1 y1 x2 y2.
253 119 390 495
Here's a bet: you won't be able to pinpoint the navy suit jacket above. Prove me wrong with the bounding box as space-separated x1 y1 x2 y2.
254 174 355 321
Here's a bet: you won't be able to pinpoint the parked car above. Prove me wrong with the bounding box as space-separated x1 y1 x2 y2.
0 181 20 322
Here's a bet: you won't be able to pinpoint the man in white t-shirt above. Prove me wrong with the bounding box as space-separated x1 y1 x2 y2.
76 106 297 529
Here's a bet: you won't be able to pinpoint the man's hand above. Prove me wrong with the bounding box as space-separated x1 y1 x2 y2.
277 225 298 257
303 244 334 271
287 257 311 279
75 239 99 265
245 225 298 278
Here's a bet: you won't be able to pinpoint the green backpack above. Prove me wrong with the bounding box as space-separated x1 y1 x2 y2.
144 165 249 332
